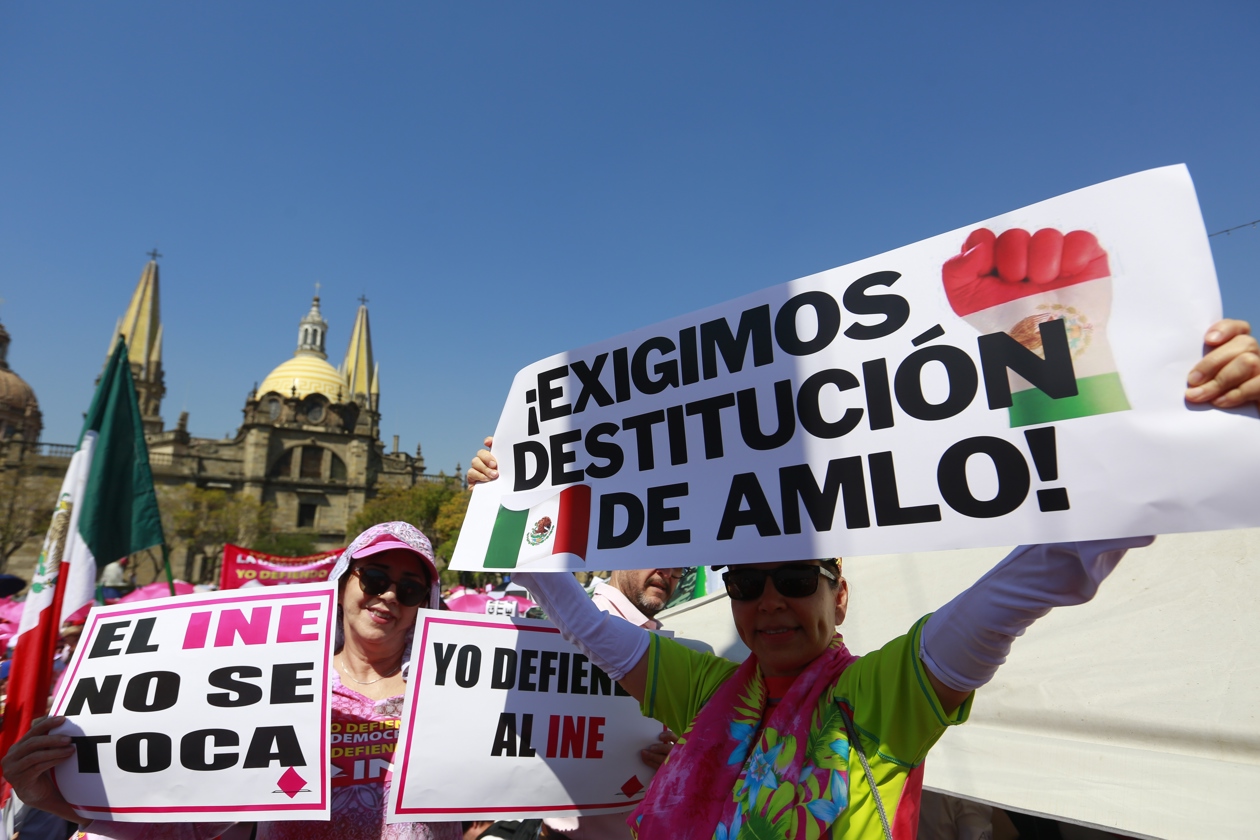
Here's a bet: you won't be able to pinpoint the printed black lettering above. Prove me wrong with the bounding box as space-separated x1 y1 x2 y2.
842 271 910 339
126 617 160 654
737 380 795 450
621 410 665 472
491 713 518 757
894 345 978 421
584 423 624 480
679 326 700 385
797 369 863 439
646 483 690 546
89 621 129 659
270 663 315 704
432 643 457 686
243 726 306 769
780 458 871 534
937 436 1030 518
181 729 240 771
701 305 773 379
775 291 841 356
685 393 736 459
520 712 537 757
538 650 559 692
455 645 482 688
207 666 264 707
570 654 590 695
571 354 613 413
979 319 1078 409
65 675 121 716
717 473 782 540
597 492 644 550
116 732 172 773
549 430 585 485
513 441 549 492
518 649 539 692
631 336 679 396
122 671 181 713
537 365 571 421
869 451 942 526
70 735 112 773
862 359 895 430
491 648 517 690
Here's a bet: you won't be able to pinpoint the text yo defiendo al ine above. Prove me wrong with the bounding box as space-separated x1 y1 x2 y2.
511 270 1079 548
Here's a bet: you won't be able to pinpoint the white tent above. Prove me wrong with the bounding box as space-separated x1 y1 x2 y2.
657 529 1260 840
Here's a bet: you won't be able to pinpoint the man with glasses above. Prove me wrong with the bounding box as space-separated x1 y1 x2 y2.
589 568 682 632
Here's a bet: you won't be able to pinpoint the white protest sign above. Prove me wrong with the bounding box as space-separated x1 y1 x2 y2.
453 165 1260 572
50 583 336 822
388 613 662 823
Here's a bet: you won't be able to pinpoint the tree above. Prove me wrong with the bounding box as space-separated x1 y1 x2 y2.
0 464 58 573
346 477 464 540
156 484 273 584
250 531 320 557
347 477 485 586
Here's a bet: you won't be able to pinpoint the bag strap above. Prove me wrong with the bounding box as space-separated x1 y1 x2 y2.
839 703 893 840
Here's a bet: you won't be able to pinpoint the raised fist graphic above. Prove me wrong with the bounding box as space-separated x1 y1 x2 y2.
943 227 1130 426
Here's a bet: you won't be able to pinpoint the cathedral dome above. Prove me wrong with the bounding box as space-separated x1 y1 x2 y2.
0 321 42 440
0 368 38 415
258 355 347 402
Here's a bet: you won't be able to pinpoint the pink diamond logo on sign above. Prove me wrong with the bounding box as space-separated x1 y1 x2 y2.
276 767 308 799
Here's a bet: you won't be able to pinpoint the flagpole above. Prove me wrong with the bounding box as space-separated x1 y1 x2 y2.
162 543 176 596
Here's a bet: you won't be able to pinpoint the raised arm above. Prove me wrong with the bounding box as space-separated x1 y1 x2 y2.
511 570 652 702
919 537 1153 712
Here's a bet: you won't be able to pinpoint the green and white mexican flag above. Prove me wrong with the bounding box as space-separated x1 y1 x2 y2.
0 338 165 773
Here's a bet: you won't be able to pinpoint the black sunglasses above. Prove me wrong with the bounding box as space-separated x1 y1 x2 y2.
723 564 838 602
353 566 428 608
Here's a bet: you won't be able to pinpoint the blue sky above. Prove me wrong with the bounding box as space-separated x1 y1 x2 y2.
2 2 1257 476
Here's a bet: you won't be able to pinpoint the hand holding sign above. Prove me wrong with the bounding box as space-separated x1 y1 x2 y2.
1 716 80 823
943 227 1130 426
1185 318 1260 409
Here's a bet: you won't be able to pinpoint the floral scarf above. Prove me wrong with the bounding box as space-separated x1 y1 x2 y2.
630 636 858 840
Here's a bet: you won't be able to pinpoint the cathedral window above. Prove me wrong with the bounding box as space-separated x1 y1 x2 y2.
300 446 324 479
330 452 347 481
297 502 317 528
269 448 294 479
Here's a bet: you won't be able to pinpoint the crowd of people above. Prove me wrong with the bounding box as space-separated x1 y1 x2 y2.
0 318 1257 840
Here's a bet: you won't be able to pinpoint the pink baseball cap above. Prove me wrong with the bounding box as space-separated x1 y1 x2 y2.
351 533 438 580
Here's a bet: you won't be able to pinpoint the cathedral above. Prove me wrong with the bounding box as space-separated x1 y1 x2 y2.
2 255 433 581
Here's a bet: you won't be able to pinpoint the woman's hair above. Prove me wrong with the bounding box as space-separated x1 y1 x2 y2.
820 557 842 587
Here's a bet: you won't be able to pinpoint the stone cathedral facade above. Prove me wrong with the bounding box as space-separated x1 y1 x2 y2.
4 257 433 582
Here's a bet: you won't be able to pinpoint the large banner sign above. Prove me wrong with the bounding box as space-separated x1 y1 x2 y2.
388 614 663 822
50 584 337 822
220 544 341 590
453 165 1260 572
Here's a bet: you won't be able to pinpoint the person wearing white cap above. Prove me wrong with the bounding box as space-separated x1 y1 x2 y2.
2 521 461 840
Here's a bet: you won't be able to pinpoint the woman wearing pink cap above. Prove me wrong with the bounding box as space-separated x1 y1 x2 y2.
3 522 461 840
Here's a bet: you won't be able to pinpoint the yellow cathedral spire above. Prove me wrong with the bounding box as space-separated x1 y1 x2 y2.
341 296 376 409
108 249 166 433
114 251 163 376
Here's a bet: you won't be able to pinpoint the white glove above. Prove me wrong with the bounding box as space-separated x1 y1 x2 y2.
513 571 649 681
920 536 1153 692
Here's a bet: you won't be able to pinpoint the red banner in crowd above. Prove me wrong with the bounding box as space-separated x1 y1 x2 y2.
219 543 343 589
